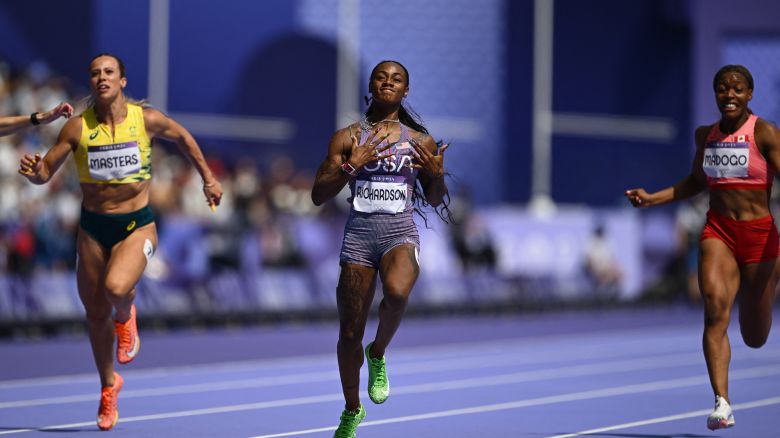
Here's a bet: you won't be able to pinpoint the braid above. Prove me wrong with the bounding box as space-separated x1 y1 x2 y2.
364 60 454 226
398 105 428 135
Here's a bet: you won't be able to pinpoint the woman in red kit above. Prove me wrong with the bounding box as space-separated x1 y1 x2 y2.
626 65 780 431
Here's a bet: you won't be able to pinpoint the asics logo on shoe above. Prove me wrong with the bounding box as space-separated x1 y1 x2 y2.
127 337 139 358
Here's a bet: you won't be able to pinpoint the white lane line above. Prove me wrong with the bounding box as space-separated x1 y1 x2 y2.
5 344 780 409
0 349 712 409
0 329 700 390
0 326 705 391
0 371 336 409
0 393 345 436
547 396 780 438
3 364 778 436
248 366 780 438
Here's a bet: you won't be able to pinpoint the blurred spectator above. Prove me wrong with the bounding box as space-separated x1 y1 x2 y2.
451 214 496 272
583 223 623 298
4 222 36 275
450 189 496 272
0 58 79 275
32 185 79 271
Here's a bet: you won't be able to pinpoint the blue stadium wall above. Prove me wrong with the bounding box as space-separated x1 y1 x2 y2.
0 0 698 206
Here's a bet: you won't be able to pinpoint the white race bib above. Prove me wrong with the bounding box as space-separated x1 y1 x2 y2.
88 142 142 180
352 179 407 213
702 142 749 178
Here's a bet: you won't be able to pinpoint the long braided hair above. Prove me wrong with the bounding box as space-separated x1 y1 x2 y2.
363 60 453 226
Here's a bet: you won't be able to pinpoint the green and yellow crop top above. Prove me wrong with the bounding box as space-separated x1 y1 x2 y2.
74 103 152 184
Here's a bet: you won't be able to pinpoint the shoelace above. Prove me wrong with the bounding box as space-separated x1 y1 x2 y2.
371 358 387 386
117 320 132 346
98 387 114 418
335 411 361 436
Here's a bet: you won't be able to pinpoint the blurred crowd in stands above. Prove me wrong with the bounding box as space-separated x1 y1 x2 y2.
0 58 499 282
3 57 727 308
0 59 75 274
0 58 331 277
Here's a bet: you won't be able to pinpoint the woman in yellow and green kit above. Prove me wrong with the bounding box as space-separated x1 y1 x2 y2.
18 53 223 431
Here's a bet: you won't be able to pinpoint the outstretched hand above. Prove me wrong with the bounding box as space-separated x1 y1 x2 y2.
37 102 74 125
18 153 43 180
411 138 448 178
347 127 396 170
625 188 653 208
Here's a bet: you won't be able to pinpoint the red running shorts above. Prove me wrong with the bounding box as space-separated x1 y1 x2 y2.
700 209 780 265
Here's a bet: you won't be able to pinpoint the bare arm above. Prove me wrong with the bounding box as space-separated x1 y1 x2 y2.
311 125 392 206
412 135 449 207
626 126 709 208
144 108 223 207
18 116 81 185
756 118 780 175
0 102 74 137
311 128 352 206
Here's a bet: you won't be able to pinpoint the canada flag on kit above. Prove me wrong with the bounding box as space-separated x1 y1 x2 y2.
737 135 750 142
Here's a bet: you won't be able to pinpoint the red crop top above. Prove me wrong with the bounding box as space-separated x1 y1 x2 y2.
703 115 773 190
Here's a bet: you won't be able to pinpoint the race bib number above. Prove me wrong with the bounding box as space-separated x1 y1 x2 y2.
353 179 407 214
88 142 142 180
702 142 749 178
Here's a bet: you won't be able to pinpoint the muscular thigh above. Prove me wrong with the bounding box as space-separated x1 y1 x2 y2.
379 244 419 295
337 263 377 324
699 238 740 305
76 229 110 311
739 258 779 315
105 223 158 292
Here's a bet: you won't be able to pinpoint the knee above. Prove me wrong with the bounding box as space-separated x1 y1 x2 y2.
743 334 768 349
338 325 365 348
701 294 731 327
84 306 112 325
741 325 770 348
103 278 132 302
382 284 409 309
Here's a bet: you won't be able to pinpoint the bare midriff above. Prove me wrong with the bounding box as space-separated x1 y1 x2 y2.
80 180 150 214
709 188 771 221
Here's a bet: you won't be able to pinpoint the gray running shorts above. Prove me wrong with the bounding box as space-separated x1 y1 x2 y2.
340 210 420 268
